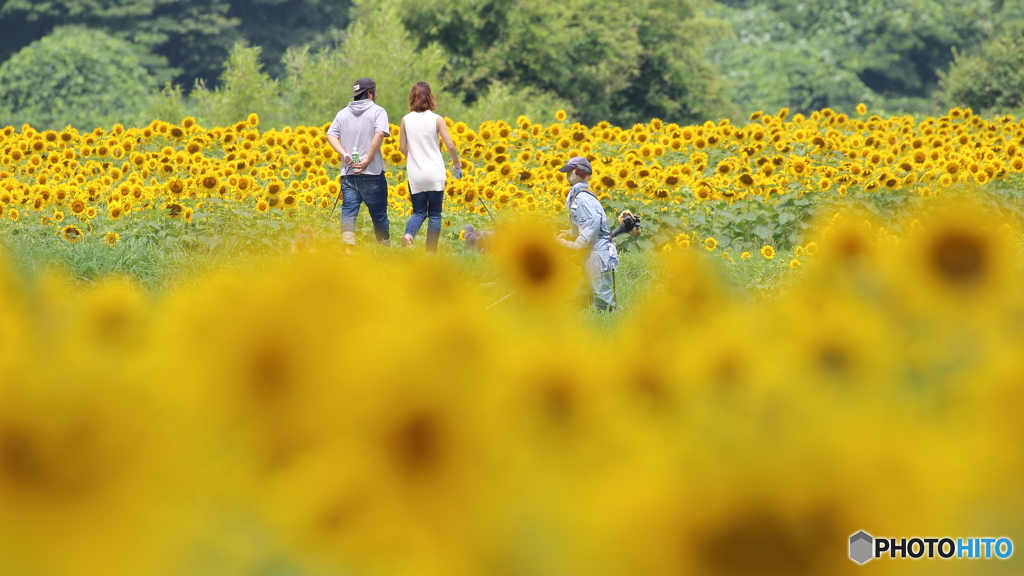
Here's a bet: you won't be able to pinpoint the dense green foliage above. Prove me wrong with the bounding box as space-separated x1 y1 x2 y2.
396 0 729 126
182 4 569 129
709 0 1001 115
0 0 238 87
0 0 352 86
0 26 158 129
939 25 1024 111
229 0 352 78
5 0 1024 127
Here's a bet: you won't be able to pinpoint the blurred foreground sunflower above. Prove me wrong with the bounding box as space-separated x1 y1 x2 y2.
492 220 581 305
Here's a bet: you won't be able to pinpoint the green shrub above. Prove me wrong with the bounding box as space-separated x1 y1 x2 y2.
939 32 1024 112
192 44 281 127
0 26 158 130
278 0 451 127
455 81 571 128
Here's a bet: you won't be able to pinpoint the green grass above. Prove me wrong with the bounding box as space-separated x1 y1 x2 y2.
2 225 250 293
0 213 800 335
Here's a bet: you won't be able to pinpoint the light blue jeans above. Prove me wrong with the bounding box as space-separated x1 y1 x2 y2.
404 190 443 252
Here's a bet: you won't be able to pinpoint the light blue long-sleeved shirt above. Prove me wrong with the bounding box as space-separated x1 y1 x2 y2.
559 182 617 270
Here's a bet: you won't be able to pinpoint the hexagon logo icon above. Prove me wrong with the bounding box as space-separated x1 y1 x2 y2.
850 531 873 564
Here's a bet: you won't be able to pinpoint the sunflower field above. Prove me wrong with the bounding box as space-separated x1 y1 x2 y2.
4 105 1024 262
2 107 1024 576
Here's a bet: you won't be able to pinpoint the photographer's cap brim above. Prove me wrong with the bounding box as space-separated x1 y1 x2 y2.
353 77 376 97
558 156 592 174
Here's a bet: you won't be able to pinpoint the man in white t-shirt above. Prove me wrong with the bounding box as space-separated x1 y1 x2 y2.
325 77 391 245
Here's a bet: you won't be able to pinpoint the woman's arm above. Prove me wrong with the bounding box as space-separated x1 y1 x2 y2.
437 116 461 170
399 117 408 157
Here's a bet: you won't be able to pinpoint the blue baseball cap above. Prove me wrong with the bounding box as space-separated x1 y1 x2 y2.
558 156 592 175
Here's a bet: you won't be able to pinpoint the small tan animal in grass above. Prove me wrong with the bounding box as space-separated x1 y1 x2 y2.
463 224 495 252
291 225 317 254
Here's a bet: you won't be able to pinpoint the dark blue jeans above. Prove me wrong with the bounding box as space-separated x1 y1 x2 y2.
403 191 443 252
341 173 389 244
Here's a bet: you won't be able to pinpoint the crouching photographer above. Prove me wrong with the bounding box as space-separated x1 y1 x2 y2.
555 157 641 311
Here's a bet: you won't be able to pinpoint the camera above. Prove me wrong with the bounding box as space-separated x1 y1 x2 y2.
611 210 642 238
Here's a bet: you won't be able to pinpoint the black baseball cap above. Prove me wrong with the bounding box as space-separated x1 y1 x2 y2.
558 156 592 175
353 78 376 97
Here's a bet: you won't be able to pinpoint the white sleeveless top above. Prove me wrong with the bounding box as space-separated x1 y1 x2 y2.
404 111 447 194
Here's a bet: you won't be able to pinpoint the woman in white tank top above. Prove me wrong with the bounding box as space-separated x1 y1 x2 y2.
399 82 461 252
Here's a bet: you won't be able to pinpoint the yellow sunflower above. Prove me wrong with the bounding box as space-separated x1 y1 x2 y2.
167 178 186 195
61 225 83 243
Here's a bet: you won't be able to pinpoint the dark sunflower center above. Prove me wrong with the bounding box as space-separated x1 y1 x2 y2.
391 413 441 474
519 243 553 285
838 234 865 260
930 230 987 285
818 344 850 374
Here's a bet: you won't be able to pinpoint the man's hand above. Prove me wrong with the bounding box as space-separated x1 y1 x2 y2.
555 234 576 250
325 134 348 164
352 158 370 174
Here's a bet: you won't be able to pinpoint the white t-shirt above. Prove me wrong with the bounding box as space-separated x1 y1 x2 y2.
404 111 446 194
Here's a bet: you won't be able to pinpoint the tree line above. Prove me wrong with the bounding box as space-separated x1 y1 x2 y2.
2 0 1024 130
